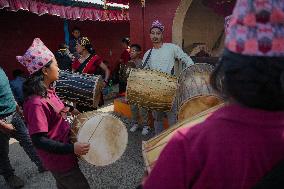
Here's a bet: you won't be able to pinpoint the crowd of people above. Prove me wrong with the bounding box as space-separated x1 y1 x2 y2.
1 0 284 188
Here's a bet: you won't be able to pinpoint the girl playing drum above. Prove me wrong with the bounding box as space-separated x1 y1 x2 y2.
18 38 90 189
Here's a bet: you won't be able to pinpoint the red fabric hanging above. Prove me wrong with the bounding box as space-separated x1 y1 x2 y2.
0 0 130 21
107 0 129 5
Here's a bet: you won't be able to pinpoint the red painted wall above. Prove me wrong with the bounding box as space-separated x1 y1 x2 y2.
129 0 180 53
0 9 129 78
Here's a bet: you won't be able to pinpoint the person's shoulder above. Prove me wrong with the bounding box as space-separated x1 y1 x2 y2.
144 49 152 55
91 54 102 62
24 96 45 106
9 79 16 85
0 67 7 77
176 110 226 143
164 43 178 47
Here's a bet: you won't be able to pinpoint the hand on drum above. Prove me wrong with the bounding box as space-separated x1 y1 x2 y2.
71 108 81 116
74 142 90 156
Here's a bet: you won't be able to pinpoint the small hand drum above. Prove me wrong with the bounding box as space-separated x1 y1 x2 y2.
71 111 128 166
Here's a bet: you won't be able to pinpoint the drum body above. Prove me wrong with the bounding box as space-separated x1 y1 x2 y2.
177 63 223 121
126 69 177 112
119 61 136 83
142 104 223 173
56 70 103 108
71 111 128 166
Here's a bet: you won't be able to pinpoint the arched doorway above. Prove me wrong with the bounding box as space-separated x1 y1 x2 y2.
172 0 225 73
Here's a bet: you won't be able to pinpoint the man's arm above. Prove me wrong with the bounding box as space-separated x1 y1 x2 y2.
173 44 194 67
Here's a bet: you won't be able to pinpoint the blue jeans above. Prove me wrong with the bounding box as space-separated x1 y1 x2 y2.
0 112 43 178
130 105 148 127
153 99 177 135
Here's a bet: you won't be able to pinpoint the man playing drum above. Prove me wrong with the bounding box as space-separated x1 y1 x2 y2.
142 20 194 135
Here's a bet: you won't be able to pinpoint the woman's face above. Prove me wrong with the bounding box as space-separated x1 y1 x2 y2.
76 43 84 54
43 58 59 83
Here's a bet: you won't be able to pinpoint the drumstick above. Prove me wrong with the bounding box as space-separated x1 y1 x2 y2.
87 117 105 143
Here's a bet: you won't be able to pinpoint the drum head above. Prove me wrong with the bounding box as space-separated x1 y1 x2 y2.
77 113 128 166
178 95 222 122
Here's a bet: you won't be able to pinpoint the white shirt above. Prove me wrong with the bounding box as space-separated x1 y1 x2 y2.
142 43 194 75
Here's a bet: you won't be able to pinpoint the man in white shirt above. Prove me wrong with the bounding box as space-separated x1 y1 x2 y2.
142 20 194 135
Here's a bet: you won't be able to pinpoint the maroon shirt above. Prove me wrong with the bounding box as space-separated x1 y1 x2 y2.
144 104 284 189
24 89 77 173
120 49 130 65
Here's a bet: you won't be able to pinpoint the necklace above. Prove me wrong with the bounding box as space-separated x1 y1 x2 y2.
79 53 91 63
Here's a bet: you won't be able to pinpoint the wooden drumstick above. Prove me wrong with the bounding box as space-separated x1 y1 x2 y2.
87 117 104 143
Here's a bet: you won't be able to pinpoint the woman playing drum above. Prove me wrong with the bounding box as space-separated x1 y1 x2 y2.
72 37 110 111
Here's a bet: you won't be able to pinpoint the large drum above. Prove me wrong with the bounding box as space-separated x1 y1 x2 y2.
71 111 128 166
177 63 223 121
126 69 177 112
142 104 223 173
119 61 136 83
56 70 103 108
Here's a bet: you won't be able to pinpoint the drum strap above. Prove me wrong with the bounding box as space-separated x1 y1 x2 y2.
141 48 153 68
76 55 93 74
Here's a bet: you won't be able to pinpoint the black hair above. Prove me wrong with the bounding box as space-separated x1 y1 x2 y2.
85 43 96 55
58 43 67 49
130 44 142 52
12 69 24 78
122 37 130 46
210 49 284 111
23 61 52 100
72 27 80 32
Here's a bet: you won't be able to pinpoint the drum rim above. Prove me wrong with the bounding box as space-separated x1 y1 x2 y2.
177 62 214 79
142 103 225 173
178 95 223 117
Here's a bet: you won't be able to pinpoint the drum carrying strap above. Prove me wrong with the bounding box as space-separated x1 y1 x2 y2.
141 48 153 69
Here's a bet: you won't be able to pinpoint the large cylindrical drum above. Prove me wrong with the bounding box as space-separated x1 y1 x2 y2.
71 111 128 166
126 69 177 112
176 63 223 121
142 104 223 173
56 70 103 108
119 61 137 83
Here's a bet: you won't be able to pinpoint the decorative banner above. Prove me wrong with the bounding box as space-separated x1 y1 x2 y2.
0 0 130 22
106 0 129 5
46 0 126 10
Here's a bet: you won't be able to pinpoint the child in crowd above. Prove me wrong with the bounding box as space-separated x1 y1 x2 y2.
141 0 284 188
18 38 90 189
128 44 150 135
69 27 81 60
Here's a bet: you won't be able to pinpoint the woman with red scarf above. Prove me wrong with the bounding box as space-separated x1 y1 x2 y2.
72 37 110 111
